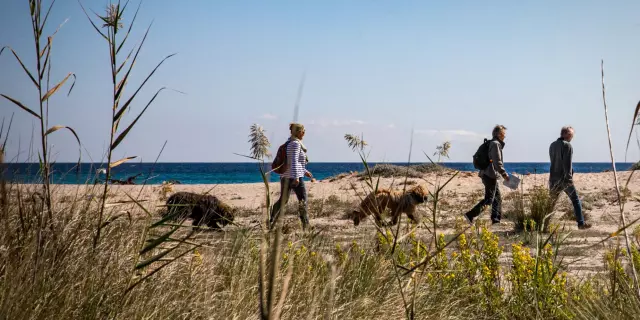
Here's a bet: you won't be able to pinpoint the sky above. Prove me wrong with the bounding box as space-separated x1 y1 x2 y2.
2 0 640 163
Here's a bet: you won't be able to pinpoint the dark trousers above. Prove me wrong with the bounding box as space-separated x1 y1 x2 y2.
550 182 584 226
467 174 502 222
270 177 309 229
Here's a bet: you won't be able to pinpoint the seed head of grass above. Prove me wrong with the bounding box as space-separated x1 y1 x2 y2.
344 133 367 151
101 4 124 30
434 141 451 158
249 124 271 160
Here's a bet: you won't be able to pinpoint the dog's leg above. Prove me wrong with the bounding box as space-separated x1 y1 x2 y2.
207 220 222 230
389 209 401 226
374 206 387 227
191 206 204 226
405 207 420 224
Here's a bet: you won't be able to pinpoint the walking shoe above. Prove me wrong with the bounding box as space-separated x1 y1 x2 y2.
464 212 474 224
578 223 592 230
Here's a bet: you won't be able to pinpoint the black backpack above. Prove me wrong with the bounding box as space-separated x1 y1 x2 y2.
472 139 492 170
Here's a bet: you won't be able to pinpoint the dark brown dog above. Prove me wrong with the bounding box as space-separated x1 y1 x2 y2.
163 192 235 230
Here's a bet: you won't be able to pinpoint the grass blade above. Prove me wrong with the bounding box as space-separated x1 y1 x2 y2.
135 229 196 269
127 241 201 294
40 38 51 79
41 73 75 101
150 204 190 228
113 23 154 109
0 94 41 119
139 226 179 255
1 113 14 150
116 44 137 75
40 0 57 31
114 52 176 124
116 0 141 54
0 46 39 88
625 100 640 161
112 87 176 150
110 156 137 168
44 125 82 171
78 0 109 41
44 125 81 149
124 192 153 218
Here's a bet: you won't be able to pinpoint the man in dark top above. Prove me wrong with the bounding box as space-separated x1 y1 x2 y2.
549 126 591 229
465 125 510 224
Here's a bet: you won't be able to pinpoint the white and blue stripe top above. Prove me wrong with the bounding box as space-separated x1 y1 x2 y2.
282 138 309 179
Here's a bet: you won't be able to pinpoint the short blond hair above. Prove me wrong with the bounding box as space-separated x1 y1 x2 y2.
289 123 305 135
492 125 507 137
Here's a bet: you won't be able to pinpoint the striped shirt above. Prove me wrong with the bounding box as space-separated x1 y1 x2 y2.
282 138 308 179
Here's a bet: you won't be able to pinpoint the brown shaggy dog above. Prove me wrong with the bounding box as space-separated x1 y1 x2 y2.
352 185 429 227
163 192 235 230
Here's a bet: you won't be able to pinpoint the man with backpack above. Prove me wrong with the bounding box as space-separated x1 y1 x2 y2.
269 123 314 231
549 126 591 229
465 125 510 224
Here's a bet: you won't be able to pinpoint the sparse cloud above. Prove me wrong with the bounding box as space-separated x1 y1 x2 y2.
308 119 366 127
416 129 485 141
387 123 396 129
261 113 277 120
332 119 365 126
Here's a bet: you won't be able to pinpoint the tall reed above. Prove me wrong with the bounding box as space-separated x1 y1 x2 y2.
79 0 179 247
1 0 80 222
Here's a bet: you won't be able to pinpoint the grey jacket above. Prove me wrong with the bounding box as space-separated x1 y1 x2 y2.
481 139 507 180
549 138 573 187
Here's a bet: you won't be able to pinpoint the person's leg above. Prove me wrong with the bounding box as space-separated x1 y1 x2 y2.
548 181 563 214
292 178 309 229
465 175 496 222
564 184 586 227
270 178 291 229
490 181 502 223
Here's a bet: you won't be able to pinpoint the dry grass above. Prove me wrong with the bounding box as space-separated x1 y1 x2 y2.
3 2 640 319
3 183 640 319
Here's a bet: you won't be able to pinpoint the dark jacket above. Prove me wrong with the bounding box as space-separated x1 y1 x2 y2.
481 139 507 180
549 138 573 187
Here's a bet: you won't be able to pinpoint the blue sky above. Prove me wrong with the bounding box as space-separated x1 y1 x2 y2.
2 0 640 163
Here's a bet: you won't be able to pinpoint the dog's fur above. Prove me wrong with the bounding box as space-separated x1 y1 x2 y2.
352 185 428 227
163 192 235 230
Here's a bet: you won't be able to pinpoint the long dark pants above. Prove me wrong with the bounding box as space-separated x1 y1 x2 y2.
270 177 309 230
549 182 584 226
466 174 502 222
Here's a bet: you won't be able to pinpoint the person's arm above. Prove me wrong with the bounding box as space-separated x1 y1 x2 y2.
300 151 315 179
564 142 574 183
490 142 508 179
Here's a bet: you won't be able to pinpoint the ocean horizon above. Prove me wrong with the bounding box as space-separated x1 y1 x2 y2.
4 162 635 185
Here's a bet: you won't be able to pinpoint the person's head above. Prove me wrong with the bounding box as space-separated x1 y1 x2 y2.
561 126 574 142
290 123 305 139
492 125 507 141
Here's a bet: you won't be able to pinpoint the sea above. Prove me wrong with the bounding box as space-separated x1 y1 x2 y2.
4 162 635 185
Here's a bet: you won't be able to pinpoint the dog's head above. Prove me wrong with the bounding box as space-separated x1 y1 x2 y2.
216 202 236 225
352 210 367 226
409 185 429 204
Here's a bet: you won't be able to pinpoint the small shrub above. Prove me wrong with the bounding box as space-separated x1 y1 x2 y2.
357 164 423 178
507 186 553 232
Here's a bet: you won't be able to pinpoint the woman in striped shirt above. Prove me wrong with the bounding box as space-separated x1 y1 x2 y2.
270 123 314 230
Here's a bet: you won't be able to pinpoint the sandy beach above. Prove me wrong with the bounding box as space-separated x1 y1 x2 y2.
35 170 640 276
